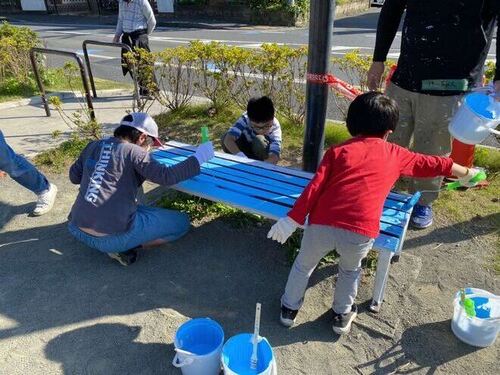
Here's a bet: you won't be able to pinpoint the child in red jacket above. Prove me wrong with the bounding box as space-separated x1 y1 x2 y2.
267 92 480 335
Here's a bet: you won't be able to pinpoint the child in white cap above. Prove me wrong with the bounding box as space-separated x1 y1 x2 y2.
67 112 214 266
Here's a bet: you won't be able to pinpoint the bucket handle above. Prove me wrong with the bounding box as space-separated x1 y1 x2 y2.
172 353 194 368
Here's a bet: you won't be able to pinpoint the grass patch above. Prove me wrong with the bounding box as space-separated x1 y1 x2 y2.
434 174 499 274
0 68 130 103
34 137 90 174
155 104 242 148
474 146 500 172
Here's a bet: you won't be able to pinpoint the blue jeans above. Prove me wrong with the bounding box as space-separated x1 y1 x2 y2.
0 130 49 194
68 206 191 253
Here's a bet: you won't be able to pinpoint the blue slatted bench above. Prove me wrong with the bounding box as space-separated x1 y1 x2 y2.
153 141 420 312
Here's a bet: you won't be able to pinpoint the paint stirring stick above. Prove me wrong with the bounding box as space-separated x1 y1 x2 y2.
250 303 261 371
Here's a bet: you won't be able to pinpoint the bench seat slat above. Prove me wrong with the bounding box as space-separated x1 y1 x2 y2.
154 153 303 196
165 141 314 181
156 147 310 188
379 222 404 237
171 176 292 220
156 156 297 206
374 233 399 253
155 155 301 200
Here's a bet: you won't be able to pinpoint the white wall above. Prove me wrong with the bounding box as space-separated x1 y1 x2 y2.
20 0 47 11
157 0 174 13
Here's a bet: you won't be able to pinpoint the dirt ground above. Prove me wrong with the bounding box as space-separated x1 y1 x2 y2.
0 170 498 375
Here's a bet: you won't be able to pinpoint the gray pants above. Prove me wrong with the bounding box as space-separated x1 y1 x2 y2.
385 82 461 205
281 225 374 315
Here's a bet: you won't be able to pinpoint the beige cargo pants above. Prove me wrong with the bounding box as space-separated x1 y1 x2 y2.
385 82 462 205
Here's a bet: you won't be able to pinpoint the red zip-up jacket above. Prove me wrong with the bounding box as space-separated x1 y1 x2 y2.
287 137 453 238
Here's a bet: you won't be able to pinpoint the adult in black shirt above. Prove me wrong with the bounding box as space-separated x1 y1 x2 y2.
367 0 499 229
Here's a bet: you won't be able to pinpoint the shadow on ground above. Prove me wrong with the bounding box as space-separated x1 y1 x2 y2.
45 323 174 375
405 212 500 248
357 320 480 375
0 186 342 372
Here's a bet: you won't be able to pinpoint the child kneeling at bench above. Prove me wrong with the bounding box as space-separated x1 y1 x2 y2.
67 112 214 266
268 92 481 334
222 96 282 164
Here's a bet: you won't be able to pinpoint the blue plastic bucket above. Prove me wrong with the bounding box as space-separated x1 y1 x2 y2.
222 333 276 375
173 318 225 375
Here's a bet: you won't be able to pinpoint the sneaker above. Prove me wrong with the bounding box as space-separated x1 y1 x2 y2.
332 304 358 335
410 204 433 229
280 305 298 328
108 248 139 266
33 183 58 216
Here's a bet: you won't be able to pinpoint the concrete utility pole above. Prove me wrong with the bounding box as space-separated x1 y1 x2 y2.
302 0 335 172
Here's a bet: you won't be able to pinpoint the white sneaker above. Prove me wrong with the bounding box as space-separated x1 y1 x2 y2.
33 183 58 216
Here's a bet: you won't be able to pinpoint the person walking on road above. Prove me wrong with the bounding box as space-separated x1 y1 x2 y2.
367 0 499 228
113 0 157 97
0 130 57 216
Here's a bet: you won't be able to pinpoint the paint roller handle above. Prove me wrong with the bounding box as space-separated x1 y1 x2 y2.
201 126 210 143
449 169 487 190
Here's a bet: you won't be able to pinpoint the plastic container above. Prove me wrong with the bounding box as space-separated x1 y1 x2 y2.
172 318 224 375
451 288 500 347
449 92 500 145
222 333 277 375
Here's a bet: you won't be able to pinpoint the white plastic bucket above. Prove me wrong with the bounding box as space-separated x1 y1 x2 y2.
451 288 500 347
172 318 224 375
222 333 277 375
448 92 500 145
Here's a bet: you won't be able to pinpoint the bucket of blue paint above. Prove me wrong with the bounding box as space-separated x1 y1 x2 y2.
449 92 500 145
451 288 500 347
172 318 224 375
222 333 276 375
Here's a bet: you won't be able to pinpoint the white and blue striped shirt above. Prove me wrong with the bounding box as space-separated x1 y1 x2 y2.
116 0 156 35
228 113 282 156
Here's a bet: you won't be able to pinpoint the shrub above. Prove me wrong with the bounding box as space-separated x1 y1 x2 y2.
48 62 102 141
190 41 236 111
332 50 396 118
0 22 42 84
156 45 198 110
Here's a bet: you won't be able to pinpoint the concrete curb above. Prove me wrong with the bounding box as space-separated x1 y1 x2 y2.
0 89 134 111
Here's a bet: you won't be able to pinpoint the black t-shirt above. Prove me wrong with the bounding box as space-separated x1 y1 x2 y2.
373 0 499 95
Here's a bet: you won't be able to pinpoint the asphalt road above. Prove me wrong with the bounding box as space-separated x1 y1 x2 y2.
11 9 498 146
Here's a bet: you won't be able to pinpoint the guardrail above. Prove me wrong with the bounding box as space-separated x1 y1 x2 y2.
29 47 95 120
82 40 140 109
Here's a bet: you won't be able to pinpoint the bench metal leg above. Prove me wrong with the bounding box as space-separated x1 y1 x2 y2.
369 248 393 313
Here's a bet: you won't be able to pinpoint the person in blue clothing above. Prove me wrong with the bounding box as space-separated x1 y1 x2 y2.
222 96 282 164
0 130 57 216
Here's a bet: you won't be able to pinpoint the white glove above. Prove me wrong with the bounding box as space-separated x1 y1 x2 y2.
267 216 299 244
236 152 248 158
458 167 481 187
194 141 214 166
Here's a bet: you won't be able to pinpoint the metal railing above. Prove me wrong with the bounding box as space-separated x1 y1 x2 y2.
82 39 140 109
29 47 95 120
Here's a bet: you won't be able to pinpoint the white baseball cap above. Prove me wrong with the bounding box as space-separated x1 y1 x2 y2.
120 112 163 147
